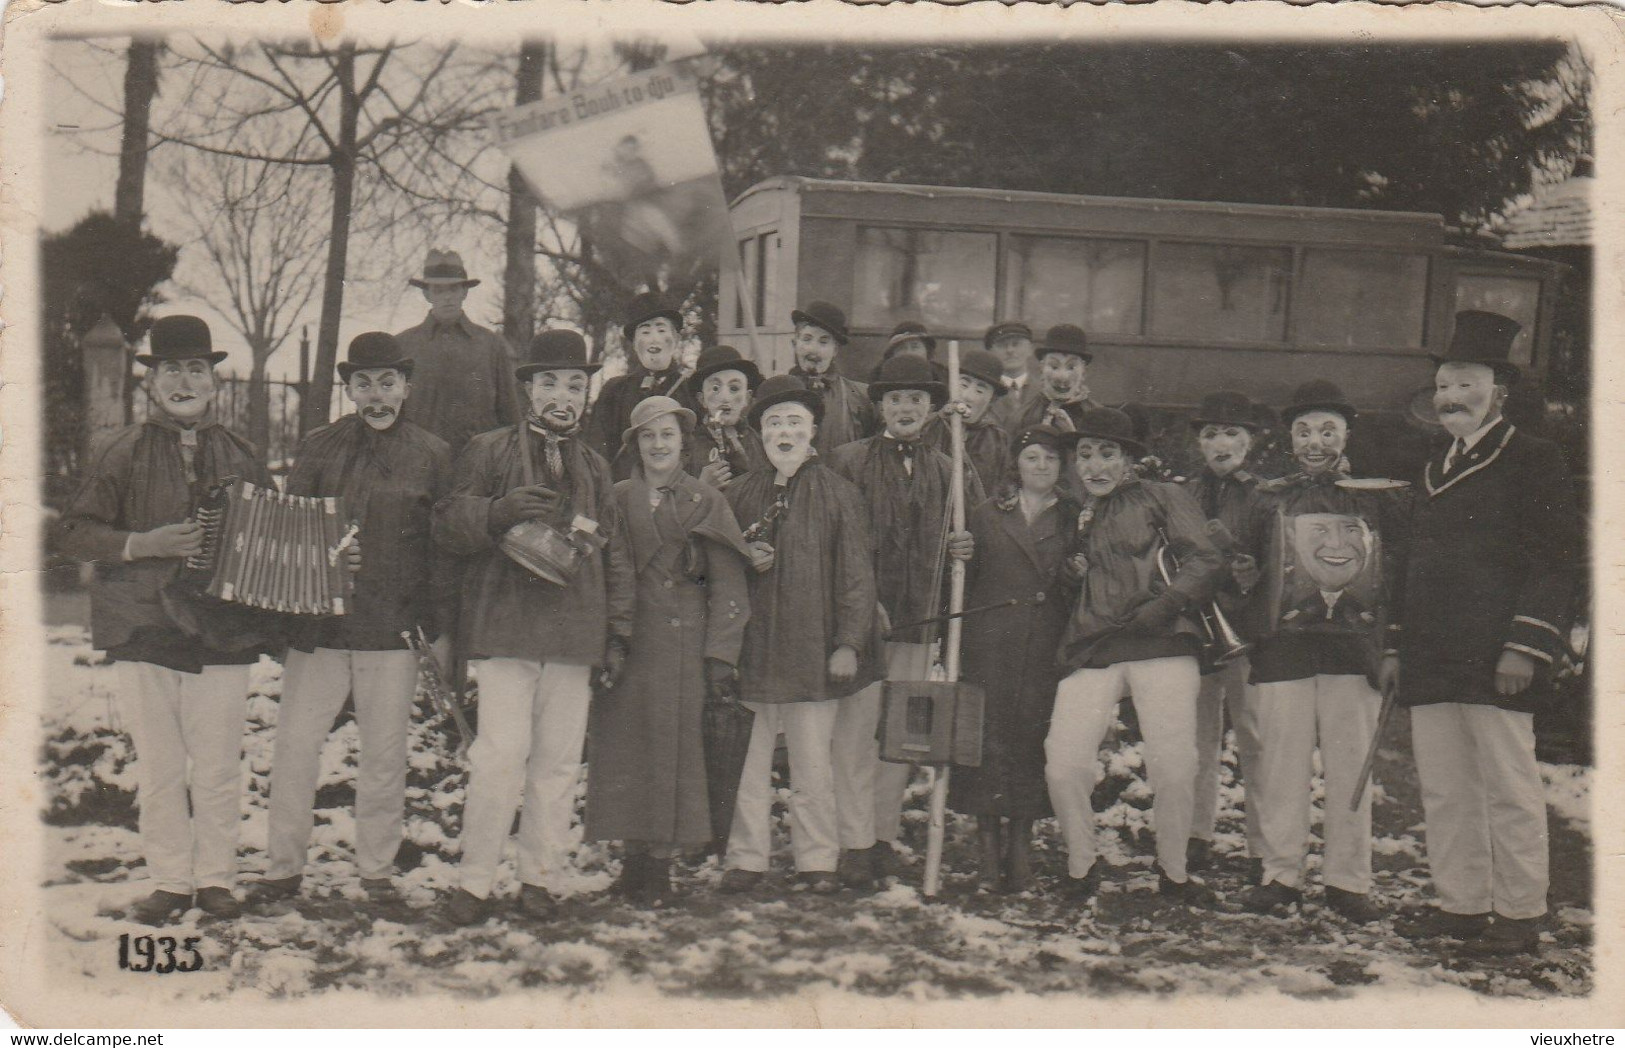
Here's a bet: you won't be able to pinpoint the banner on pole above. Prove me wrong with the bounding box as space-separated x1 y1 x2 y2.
490 62 731 284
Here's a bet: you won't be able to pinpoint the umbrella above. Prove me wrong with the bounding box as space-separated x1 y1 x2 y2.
703 696 755 847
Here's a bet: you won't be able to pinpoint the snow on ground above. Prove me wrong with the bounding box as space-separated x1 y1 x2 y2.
38 625 1595 1001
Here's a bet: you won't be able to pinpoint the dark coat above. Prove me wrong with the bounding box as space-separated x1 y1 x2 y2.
949 494 1078 819
587 365 689 474
1239 470 1409 684
1392 422 1581 713
1007 388 1104 436
285 416 458 651
925 415 1012 499
56 415 274 672
830 436 987 644
787 368 878 455
393 312 519 454
726 461 881 703
431 425 635 664
690 421 769 480
1058 477 1222 670
1177 467 1261 621
585 472 752 846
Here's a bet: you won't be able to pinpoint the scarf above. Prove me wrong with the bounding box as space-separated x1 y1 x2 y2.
527 414 580 481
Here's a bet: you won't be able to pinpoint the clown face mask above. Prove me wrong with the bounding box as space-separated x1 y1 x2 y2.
632 317 679 374
527 370 590 432
1039 353 1088 401
1073 437 1130 497
702 369 752 427
881 389 932 441
1291 410 1348 476
345 367 409 431
1198 424 1253 477
792 324 839 375
761 402 817 476
957 374 997 425
148 359 218 423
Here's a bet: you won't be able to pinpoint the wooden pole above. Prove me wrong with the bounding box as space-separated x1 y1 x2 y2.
923 339 968 898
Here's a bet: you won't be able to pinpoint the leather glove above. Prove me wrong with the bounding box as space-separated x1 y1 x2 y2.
598 636 630 692
705 658 739 704
490 484 563 532
1124 591 1185 632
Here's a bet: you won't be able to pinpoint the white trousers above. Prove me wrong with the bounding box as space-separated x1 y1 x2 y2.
265 647 418 881
1411 702 1549 919
457 657 592 897
1191 657 1262 853
832 642 931 849
117 661 251 895
1250 674 1381 893
726 699 840 873
1046 657 1200 880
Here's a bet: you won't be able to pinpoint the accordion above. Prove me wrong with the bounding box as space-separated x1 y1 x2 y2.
182 478 356 615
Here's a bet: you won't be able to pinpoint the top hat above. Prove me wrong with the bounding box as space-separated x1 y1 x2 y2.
789 300 850 345
689 345 764 391
408 249 480 289
1035 324 1093 363
516 329 601 381
337 331 414 381
957 348 1009 397
1015 424 1072 454
1189 390 1261 432
882 321 937 359
747 374 824 430
621 394 697 449
1070 406 1147 458
136 315 227 367
1432 310 1523 384
984 320 1034 348
1281 379 1358 427
868 354 949 408
622 292 685 340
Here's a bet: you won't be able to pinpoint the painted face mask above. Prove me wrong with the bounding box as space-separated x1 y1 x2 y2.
881 389 932 441
1433 362 1504 440
1073 438 1130 497
527 370 591 433
1198 424 1253 477
346 368 409 431
761 403 816 475
792 324 839 376
1291 410 1348 476
632 318 679 373
702 370 751 427
1039 353 1088 401
150 359 218 423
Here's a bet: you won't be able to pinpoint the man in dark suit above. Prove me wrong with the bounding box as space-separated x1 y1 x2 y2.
1384 311 1583 956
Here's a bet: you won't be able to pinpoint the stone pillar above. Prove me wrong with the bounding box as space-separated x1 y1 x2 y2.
81 315 129 455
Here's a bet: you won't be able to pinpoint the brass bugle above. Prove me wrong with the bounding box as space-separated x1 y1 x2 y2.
1154 529 1251 668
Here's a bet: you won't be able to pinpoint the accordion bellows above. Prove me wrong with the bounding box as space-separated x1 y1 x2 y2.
184 478 356 615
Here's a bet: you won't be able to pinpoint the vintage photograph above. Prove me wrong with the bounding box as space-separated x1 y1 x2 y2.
0 0 1615 1027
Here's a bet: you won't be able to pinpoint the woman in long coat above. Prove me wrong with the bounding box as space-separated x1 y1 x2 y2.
585 396 753 905
949 425 1079 892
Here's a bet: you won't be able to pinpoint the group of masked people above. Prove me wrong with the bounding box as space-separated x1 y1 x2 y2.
57 247 1580 959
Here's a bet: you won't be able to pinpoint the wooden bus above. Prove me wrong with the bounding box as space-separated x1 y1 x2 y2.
718 176 1567 470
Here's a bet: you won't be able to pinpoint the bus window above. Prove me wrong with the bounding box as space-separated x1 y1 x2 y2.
735 236 758 329
1455 274 1540 365
1297 249 1428 349
1005 235 1145 335
853 226 997 332
1151 243 1291 342
734 232 779 329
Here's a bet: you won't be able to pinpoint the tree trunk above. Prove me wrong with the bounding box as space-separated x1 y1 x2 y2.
247 340 273 453
116 39 161 227
502 40 547 359
302 43 359 436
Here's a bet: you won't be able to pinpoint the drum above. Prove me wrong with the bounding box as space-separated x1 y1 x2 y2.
500 519 585 586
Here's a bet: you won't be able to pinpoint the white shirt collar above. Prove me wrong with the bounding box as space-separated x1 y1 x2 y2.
1455 415 1503 453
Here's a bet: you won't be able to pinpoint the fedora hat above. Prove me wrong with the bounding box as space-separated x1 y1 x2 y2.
868 354 949 408
1189 390 1261 432
689 345 764 391
516 329 601 381
1433 310 1523 384
1035 324 1092 363
136 315 227 367
1281 379 1357 427
747 374 824 430
408 248 479 289
621 394 696 448
337 331 414 381
1070 406 1147 458
957 348 1009 397
789 300 850 345
622 292 685 339
984 320 1034 348
882 321 937 358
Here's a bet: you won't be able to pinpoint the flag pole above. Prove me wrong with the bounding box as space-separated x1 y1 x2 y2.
923 339 967 898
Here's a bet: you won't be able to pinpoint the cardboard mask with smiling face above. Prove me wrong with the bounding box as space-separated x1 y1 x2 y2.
1270 509 1382 636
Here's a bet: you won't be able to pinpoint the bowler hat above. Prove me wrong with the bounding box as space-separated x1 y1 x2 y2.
882 321 937 359
1281 379 1358 427
689 345 764 391
516 329 601 381
1015 424 1072 454
1070 406 1147 458
136 315 227 367
789 301 850 345
868 354 949 408
747 374 824 430
1189 390 1260 432
984 321 1034 348
622 292 685 340
337 331 414 381
621 394 696 449
408 249 479 289
1432 310 1523 384
1035 324 1093 363
957 348 1009 397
